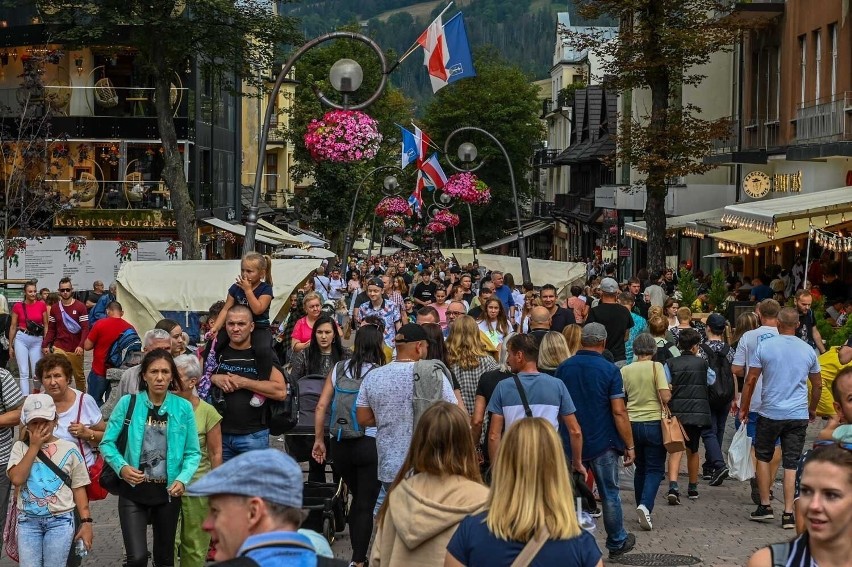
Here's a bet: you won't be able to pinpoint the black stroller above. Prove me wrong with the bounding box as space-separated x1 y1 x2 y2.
286 373 350 543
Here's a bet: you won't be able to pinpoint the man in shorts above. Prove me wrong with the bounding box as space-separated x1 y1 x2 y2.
740 307 822 529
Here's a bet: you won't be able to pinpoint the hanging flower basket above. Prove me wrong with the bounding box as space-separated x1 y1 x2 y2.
433 209 460 227
304 110 382 163
375 196 411 218
425 221 447 235
383 215 406 234
443 172 491 205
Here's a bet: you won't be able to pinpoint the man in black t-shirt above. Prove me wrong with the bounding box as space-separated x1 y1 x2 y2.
211 305 287 462
540 283 575 333
585 277 633 364
794 289 825 354
411 270 438 307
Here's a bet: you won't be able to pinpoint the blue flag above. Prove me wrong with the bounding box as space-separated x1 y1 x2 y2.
443 13 476 86
398 125 419 169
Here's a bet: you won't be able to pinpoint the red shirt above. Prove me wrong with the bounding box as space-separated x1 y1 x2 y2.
12 301 47 331
43 300 89 351
87 316 134 376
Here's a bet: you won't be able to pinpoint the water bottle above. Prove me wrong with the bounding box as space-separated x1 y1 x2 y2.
75 538 88 558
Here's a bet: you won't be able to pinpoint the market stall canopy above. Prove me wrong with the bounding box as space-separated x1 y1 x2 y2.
625 208 726 241
442 250 586 296
200 217 281 246
273 247 337 259
256 219 303 246
480 222 554 251
389 235 418 250
708 211 848 248
721 185 852 234
116 259 321 335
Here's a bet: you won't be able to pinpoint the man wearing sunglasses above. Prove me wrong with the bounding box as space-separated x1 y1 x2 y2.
42 277 90 391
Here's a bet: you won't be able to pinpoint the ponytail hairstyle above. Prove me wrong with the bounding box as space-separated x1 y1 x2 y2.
242 252 273 286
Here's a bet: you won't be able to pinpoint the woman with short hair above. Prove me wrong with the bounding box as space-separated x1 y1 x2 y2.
291 291 323 353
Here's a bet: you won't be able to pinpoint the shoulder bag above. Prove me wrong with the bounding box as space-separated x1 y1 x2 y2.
510 526 551 567
22 303 44 337
100 394 137 494
74 393 108 501
654 363 688 453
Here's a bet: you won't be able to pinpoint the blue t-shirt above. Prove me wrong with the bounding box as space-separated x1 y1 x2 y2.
228 281 274 327
750 284 773 301
555 350 626 461
486 372 575 430
748 334 820 420
492 284 516 312
447 512 602 567
238 531 318 567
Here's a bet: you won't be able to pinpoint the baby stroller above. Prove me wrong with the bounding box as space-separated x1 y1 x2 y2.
286 373 350 543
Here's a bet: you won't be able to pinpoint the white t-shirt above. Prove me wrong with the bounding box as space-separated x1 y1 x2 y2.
327 277 346 300
314 275 332 300
56 389 103 467
733 325 779 413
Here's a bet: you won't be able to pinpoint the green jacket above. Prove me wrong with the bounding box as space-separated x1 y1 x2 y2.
101 391 201 487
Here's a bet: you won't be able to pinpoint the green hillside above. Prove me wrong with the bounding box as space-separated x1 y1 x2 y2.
281 0 612 109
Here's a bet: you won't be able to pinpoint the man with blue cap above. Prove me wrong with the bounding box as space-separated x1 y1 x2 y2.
187 448 346 566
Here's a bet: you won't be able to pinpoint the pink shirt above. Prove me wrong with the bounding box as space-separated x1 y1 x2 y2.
292 317 314 344
13 301 48 331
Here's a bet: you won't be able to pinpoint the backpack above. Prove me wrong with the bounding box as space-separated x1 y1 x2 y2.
107 328 142 369
329 361 374 441
412 359 452 428
653 340 677 364
266 365 299 436
700 343 735 410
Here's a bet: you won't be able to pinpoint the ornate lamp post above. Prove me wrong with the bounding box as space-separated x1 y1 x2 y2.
444 127 529 283
244 32 389 252
341 165 403 266
431 190 477 258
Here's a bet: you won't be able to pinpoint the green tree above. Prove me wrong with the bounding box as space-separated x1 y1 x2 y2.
422 48 544 244
677 268 698 312
287 33 416 253
30 0 301 258
567 1 741 273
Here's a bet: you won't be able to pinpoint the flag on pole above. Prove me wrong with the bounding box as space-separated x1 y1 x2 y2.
408 171 427 216
413 125 432 165
398 125 419 169
419 153 448 190
416 12 476 92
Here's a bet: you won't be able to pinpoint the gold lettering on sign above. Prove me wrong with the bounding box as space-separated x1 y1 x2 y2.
54 210 177 230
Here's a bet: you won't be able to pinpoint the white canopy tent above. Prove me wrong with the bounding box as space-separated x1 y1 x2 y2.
441 250 586 296
116 259 321 333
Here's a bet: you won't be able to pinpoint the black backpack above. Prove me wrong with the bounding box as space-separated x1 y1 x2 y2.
266 365 299 436
653 341 677 364
107 328 142 369
700 343 735 410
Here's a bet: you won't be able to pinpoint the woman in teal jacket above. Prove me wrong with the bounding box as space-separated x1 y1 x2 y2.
100 348 201 567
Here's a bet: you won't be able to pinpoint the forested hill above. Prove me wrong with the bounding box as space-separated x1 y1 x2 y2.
280 0 614 109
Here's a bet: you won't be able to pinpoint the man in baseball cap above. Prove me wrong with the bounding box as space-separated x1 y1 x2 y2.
187 448 346 566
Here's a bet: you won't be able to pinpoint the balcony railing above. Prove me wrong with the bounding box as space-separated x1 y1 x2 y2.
743 117 781 149
0 86 189 119
532 148 562 167
709 116 739 154
793 92 852 145
532 201 554 218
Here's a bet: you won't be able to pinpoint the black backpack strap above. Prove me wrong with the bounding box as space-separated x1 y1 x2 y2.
512 374 533 418
33 448 72 489
769 542 789 567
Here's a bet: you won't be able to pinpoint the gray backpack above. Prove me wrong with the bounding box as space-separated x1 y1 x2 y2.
412 359 452 428
329 361 374 441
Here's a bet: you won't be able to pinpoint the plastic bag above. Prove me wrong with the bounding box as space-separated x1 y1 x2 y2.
726 422 755 481
618 456 636 491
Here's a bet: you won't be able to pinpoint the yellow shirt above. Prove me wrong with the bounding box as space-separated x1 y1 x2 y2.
621 360 670 422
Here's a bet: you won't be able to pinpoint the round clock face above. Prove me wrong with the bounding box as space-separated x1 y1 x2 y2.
743 171 771 199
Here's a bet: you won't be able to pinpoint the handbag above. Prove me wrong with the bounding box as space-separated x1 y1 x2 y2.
3 490 18 562
510 526 551 567
654 363 688 454
74 393 108 501
23 304 44 337
99 394 137 494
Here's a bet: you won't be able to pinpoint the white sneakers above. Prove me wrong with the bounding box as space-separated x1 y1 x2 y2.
636 504 653 531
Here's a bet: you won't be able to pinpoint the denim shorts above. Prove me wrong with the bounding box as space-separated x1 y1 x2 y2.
754 416 808 469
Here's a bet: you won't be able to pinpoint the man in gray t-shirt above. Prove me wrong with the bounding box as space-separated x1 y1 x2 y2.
0 368 24 534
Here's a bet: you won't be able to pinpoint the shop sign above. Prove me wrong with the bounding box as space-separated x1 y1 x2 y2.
54 209 177 230
743 170 802 199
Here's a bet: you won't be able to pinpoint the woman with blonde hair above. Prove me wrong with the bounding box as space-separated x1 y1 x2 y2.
447 316 499 413
561 324 582 357
372 402 488 566
446 417 603 566
538 331 570 375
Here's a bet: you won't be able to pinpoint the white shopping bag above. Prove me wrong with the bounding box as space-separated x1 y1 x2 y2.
726 422 755 481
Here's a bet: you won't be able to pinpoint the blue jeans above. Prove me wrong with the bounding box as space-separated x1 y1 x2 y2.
222 429 269 462
703 404 730 470
17 511 75 567
87 370 110 407
586 449 628 551
631 421 667 512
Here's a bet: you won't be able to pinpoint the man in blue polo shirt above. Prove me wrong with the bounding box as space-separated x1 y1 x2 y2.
555 323 636 557
490 271 516 322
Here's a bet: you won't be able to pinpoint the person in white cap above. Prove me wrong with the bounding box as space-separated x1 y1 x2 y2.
7 394 93 564
586 278 634 366
187 448 347 566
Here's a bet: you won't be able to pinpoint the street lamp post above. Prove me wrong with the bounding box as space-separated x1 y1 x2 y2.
443 127 530 283
341 165 403 267
244 32 389 252
431 191 473 255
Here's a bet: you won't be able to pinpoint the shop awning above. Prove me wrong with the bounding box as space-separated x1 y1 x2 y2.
390 235 418 250
708 211 849 249
721 185 852 234
200 218 280 246
256 219 302 245
287 224 329 248
480 222 554 251
624 208 727 242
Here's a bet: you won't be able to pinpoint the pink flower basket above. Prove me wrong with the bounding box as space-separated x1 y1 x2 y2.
433 209 460 227
425 221 447 235
383 215 406 234
304 110 382 163
443 172 491 205
375 196 411 218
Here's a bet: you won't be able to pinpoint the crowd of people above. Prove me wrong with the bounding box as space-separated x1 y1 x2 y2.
0 250 850 567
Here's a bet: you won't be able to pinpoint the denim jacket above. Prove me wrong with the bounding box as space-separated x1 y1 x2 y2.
100 391 201 486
